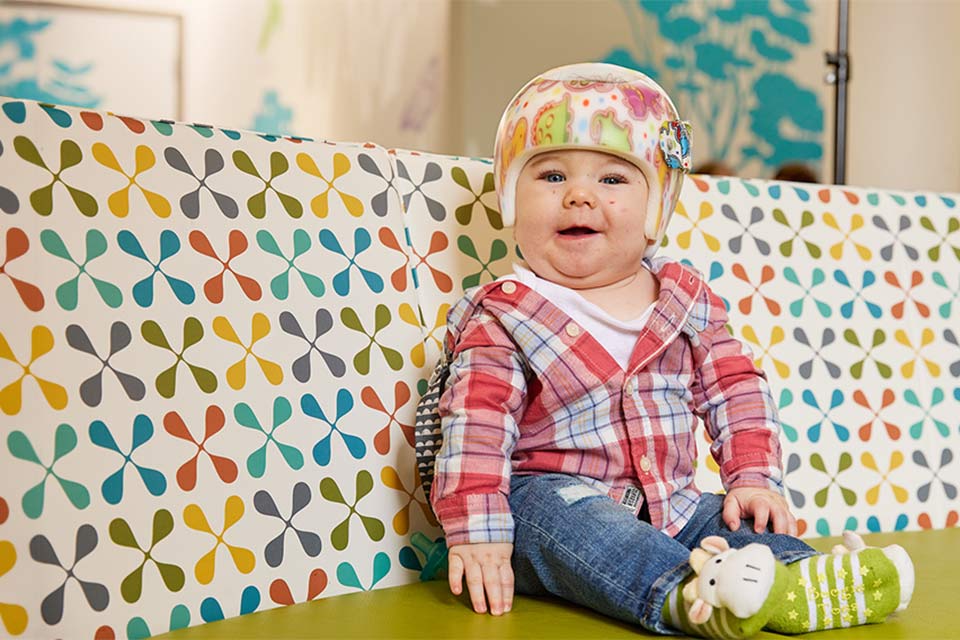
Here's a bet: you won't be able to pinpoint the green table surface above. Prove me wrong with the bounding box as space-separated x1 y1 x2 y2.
158 528 956 639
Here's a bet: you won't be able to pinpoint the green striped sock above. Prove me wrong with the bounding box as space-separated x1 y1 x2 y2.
765 548 903 634
661 564 789 639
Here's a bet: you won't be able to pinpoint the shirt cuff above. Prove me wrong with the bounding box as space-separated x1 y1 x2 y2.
434 492 515 546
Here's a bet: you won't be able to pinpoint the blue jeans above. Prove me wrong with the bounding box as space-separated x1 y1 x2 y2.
508 473 817 635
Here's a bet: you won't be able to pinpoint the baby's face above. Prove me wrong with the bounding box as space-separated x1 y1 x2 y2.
514 149 649 290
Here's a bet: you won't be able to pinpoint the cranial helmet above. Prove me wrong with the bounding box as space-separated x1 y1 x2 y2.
493 62 692 257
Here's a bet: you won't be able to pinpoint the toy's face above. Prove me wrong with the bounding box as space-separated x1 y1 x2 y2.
513 149 649 291
701 544 777 619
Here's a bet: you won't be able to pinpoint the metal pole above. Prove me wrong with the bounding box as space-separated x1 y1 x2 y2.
826 0 851 184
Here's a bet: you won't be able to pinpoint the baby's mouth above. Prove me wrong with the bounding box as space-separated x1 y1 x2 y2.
558 226 598 237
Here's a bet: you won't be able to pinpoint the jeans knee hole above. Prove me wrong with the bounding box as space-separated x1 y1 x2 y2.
556 484 603 505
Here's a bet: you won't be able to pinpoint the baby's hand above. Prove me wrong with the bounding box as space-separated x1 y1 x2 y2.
723 487 797 536
447 542 514 615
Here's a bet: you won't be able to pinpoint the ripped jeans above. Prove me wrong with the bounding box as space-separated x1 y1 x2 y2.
508 473 816 635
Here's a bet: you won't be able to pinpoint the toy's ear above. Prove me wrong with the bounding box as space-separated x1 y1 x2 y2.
689 548 711 574
688 598 713 624
683 578 701 603
700 536 730 554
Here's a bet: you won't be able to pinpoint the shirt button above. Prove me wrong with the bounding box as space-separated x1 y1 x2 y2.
565 323 581 337
639 456 652 472
501 281 517 294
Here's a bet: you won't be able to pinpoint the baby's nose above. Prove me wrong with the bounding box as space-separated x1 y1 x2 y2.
564 184 597 208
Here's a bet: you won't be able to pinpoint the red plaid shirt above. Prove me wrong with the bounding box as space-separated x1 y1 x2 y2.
431 258 784 546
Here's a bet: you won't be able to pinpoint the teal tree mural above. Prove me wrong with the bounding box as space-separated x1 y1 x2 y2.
0 16 100 107
603 0 824 176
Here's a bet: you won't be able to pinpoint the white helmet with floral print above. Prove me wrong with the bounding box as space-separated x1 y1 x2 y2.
494 62 691 257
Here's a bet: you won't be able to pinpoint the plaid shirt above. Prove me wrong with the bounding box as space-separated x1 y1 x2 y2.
431 258 784 547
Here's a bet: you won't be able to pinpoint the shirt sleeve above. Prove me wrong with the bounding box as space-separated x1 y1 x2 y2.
430 306 528 546
688 284 785 495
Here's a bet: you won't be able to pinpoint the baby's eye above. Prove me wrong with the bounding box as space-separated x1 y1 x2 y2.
541 171 565 183
600 174 627 185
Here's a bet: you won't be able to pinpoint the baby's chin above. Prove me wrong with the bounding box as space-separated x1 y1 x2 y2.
535 264 644 291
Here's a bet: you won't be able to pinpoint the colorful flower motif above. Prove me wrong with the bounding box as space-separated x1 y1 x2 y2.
340 305 404 374
254 482 322 567
0 325 67 414
872 214 918 261
257 230 325 299
452 168 501 229
336 552 391 592
66 323 145 407
0 228 43 311
41 229 122 310
13 136 97 216
362 382 416 455
233 150 302 218
793 328 841 379
883 270 930 319
320 471 385 551
164 147 239 218
296 152 363 217
279 309 346 381
163 406 239 491
740 325 789 378
732 263 780 315
822 212 872 260
213 313 284 390
408 231 454 293
188 230 262 303
125 605 191 640
894 328 940 378
302 390 365 466
269 569 328 606
852 389 900 441
861 452 909 505
809 452 857 508
183 496 255 584
89 415 167 504
233 396 304 478
6 425 89 518
0 539 28 635
396 159 445 220
720 204 770 255
320 228 384 296
199 586 260 623
458 236 509 290
381 465 438 534
30 525 108 624
92 143 171 218
673 201 721 251
772 208 821 258
109 510 185 603
357 152 399 217
913 449 957 502
377 227 414 292
117 230 194 307
141 318 218 398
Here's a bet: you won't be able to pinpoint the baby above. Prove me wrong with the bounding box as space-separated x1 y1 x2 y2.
417 63 913 639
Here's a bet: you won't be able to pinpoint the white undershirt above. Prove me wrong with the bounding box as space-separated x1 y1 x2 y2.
510 263 655 369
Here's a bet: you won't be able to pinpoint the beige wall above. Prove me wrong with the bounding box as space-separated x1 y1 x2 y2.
11 0 957 191
847 0 960 192
453 0 959 193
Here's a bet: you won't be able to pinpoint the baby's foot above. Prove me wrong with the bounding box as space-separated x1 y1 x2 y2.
765 531 914 634
662 536 788 639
